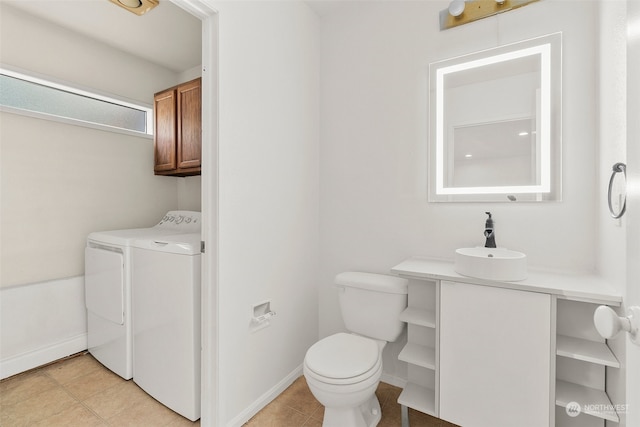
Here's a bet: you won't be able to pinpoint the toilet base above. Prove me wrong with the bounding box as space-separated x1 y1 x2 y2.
322 393 382 427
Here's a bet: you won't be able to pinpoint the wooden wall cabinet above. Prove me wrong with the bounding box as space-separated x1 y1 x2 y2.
154 78 201 176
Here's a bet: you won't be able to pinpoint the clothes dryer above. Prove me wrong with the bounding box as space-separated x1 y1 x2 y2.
84 211 201 379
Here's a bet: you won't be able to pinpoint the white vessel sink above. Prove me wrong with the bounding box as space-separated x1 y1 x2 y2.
455 247 527 281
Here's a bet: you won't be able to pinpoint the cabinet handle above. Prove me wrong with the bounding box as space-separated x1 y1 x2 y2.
594 305 640 345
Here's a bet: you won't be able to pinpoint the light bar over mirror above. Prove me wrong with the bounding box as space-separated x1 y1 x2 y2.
108 0 159 16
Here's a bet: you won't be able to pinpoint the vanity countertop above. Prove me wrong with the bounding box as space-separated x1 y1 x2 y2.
391 257 622 306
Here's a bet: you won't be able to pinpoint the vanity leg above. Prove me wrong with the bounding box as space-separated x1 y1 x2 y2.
401 404 410 427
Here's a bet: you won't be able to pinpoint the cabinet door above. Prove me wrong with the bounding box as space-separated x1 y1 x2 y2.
154 88 177 172
439 281 552 427
177 78 201 170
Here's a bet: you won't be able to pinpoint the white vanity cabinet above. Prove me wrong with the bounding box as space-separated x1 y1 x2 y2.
392 257 623 427
439 281 552 427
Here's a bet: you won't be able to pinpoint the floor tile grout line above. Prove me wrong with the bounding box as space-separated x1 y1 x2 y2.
75 378 156 424
300 414 317 427
41 354 103 391
0 371 56 407
282 403 317 424
76 391 111 423
55 382 96 421
18 382 78 425
38 353 125 424
4 372 84 423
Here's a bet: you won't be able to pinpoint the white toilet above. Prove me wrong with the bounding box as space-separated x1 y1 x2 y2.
303 272 408 427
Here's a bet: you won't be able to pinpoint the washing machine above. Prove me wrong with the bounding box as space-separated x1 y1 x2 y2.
131 233 201 421
84 211 201 380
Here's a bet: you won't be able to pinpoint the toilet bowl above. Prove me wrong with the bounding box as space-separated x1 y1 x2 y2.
304 333 385 427
303 272 408 427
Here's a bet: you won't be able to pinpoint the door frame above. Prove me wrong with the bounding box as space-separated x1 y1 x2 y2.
169 1 218 425
626 2 640 425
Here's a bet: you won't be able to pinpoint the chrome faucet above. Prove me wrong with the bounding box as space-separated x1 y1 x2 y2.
484 212 496 248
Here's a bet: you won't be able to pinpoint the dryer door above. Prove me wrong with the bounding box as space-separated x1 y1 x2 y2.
85 246 124 324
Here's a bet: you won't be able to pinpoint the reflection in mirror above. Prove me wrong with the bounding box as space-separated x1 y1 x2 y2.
450 118 536 188
429 33 562 202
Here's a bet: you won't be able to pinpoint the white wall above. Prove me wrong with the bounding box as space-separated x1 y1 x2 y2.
213 1 320 425
178 176 203 211
318 0 600 381
0 4 183 286
0 113 179 285
597 1 627 289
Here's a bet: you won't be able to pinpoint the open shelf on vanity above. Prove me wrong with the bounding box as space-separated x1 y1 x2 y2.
398 383 436 417
556 380 620 423
399 307 436 328
556 334 619 367
398 342 436 370
555 299 621 426
397 279 438 421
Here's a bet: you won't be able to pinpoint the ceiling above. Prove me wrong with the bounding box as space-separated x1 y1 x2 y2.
3 0 356 73
3 0 202 73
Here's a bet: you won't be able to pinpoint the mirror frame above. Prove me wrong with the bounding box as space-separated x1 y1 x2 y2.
428 33 562 202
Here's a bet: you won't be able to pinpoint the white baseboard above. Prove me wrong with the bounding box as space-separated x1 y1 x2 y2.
1 276 87 380
1 333 87 379
226 364 303 427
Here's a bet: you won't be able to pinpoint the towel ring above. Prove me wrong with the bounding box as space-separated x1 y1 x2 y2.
608 162 627 219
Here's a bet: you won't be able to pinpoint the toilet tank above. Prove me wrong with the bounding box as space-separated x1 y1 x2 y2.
336 272 408 342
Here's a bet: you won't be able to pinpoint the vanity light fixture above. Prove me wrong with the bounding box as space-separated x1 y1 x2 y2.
448 0 466 17
108 0 159 16
441 0 540 31
119 0 142 7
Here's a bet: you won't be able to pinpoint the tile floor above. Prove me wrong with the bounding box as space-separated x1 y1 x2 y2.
1 352 456 427
0 353 198 426
243 376 456 427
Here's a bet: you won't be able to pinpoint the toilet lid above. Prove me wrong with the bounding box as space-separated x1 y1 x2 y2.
305 333 380 380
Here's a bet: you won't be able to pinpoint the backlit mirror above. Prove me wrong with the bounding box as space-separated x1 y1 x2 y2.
428 33 562 202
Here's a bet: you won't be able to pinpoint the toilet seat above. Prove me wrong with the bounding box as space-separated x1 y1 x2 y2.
304 333 381 386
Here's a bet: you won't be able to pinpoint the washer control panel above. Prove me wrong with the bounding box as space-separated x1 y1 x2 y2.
156 211 201 232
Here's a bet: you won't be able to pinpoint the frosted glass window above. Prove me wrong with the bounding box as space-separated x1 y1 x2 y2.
0 71 151 135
